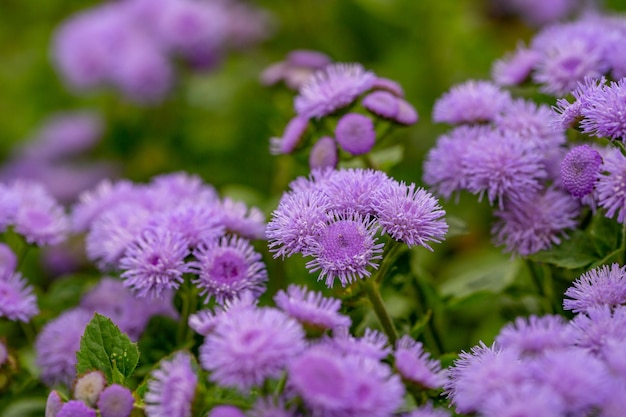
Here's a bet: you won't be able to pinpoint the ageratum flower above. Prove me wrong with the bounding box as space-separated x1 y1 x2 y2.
145 352 198 417
495 315 574 356
147 203 225 249
98 384 134 417
0 271 39 322
120 227 192 298
191 235 268 304
405 403 451 417
569 305 626 354
596 148 626 223
551 76 606 130
432 80 511 125
295 63 375 119
492 187 579 256
325 328 391 360
207 405 247 417
320 168 392 215
394 335 445 389
270 115 309 155
495 99 565 150
309 136 338 170
71 179 138 232
249 398 299 417
305 211 384 288
372 181 447 250
46 391 63 417
481 383 565 417
188 291 258 336
0 243 17 275
199 306 305 391
334 113 376 155
274 284 351 331
57 400 97 417
492 44 541 86
580 78 626 140
560 145 602 198
217 198 266 240
0 184 18 231
564 264 626 313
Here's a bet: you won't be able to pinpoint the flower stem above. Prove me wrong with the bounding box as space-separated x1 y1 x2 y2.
375 240 404 284
360 278 398 345
177 277 198 346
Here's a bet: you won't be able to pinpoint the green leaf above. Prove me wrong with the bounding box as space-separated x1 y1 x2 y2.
76 313 140 386
528 230 598 269
409 309 432 339
589 214 621 257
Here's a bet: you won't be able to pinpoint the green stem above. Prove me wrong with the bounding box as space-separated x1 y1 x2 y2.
177 278 198 346
360 278 398 345
375 240 404 284
526 260 553 314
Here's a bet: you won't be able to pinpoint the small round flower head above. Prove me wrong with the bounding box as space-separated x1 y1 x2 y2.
295 63 376 119
371 77 405 97
148 172 219 205
0 271 39 322
372 181 448 249
432 80 511 125
560 145 602 198
46 390 63 417
11 180 69 246
492 187 580 256
207 405 247 417
249 397 300 417
191 235 267 304
74 371 106 407
217 198 266 240
120 227 191 298
321 168 392 215
266 189 331 258
362 90 399 119
564 264 626 313
200 306 305 391
395 98 419 125
395 335 444 389
481 382 565 417
145 352 198 417
505 0 577 27
261 50 331 89
306 211 384 288
495 315 574 356
0 243 17 275
492 43 541 86
36 308 92 387
569 305 626 353
551 75 606 130
326 327 391 360
464 132 546 208
188 291 258 336
274 284 350 331
270 115 309 155
309 136 338 170
57 400 97 417
495 99 565 150
596 148 626 223
334 113 376 155
405 403 451 417
97 384 134 417
580 78 626 140
288 345 405 417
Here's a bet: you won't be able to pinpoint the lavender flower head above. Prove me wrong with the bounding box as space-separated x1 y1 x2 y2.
564 263 626 313
46 390 63 417
495 315 574 356
334 113 376 155
0 184 18 231
208 405 247 417
321 168 391 215
372 181 448 250
57 400 97 417
120 227 192 298
270 115 309 155
199 306 305 391
394 335 445 389
502 0 578 27
188 291 258 336
305 211 384 288
145 352 198 417
0 243 17 274
325 328 392 360
492 43 541 86
191 235 268 304
560 145 602 198
0 271 39 322
261 49 332 90
309 136 338 170
580 78 626 141
432 80 511 125
97 384 134 417
492 187 580 256
569 305 626 354
294 63 375 119
481 382 565 417
405 403 451 417
551 76 605 130
218 198 266 240
596 147 626 223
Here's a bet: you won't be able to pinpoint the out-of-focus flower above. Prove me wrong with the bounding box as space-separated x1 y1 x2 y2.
564 264 626 313
0 271 39 322
432 80 511 125
145 352 198 417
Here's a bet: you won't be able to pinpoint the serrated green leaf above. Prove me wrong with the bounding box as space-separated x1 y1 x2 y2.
528 230 598 269
76 313 140 386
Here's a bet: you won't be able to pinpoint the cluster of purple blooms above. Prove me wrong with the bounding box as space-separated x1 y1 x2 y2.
53 0 271 103
267 168 448 287
269 62 418 169
425 80 581 255
445 263 626 417
492 14 626 95
492 0 584 27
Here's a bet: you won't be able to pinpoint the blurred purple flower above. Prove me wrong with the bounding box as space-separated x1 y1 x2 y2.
57 400 96 417
596 147 626 223
270 115 309 155
0 243 17 274
261 49 332 90
580 78 626 140
98 384 134 417
309 136 338 170
495 315 574 356
274 284 350 331
564 263 626 313
325 328 391 360
394 335 445 389
432 80 511 125
145 352 198 417
335 113 376 155
492 44 541 86
0 271 39 322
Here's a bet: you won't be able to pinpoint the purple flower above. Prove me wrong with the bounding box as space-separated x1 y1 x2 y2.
432 80 511 125
36 308 92 387
261 49 331 89
270 115 310 155
0 243 17 274
481 382 565 417
199 306 305 391
288 345 405 417
404 403 451 417
306 211 384 288
596 147 626 223
492 44 541 86
321 168 392 215
492 187 580 256
503 0 577 26
309 136 338 170
188 291 258 336
580 78 626 140
249 398 300 417
394 335 445 389
560 145 602 198
371 77 405 97
0 184 18 231
274 284 350 331
266 189 331 258
372 181 447 249
334 113 376 155
57 400 96 417
147 203 224 249
395 98 419 125
325 328 391 360
564 264 626 313
145 352 198 417
191 235 267 304
362 90 399 119
464 132 547 208
551 76 606 130
120 227 191 298
97 384 134 417
207 405 247 417
46 390 63 417
295 63 375 119
217 198 266 240
148 172 219 204
0 271 39 322
570 305 626 353
495 315 574 356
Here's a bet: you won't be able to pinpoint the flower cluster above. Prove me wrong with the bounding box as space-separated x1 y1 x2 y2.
267 168 447 287
269 62 418 169
445 263 626 417
53 0 271 103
